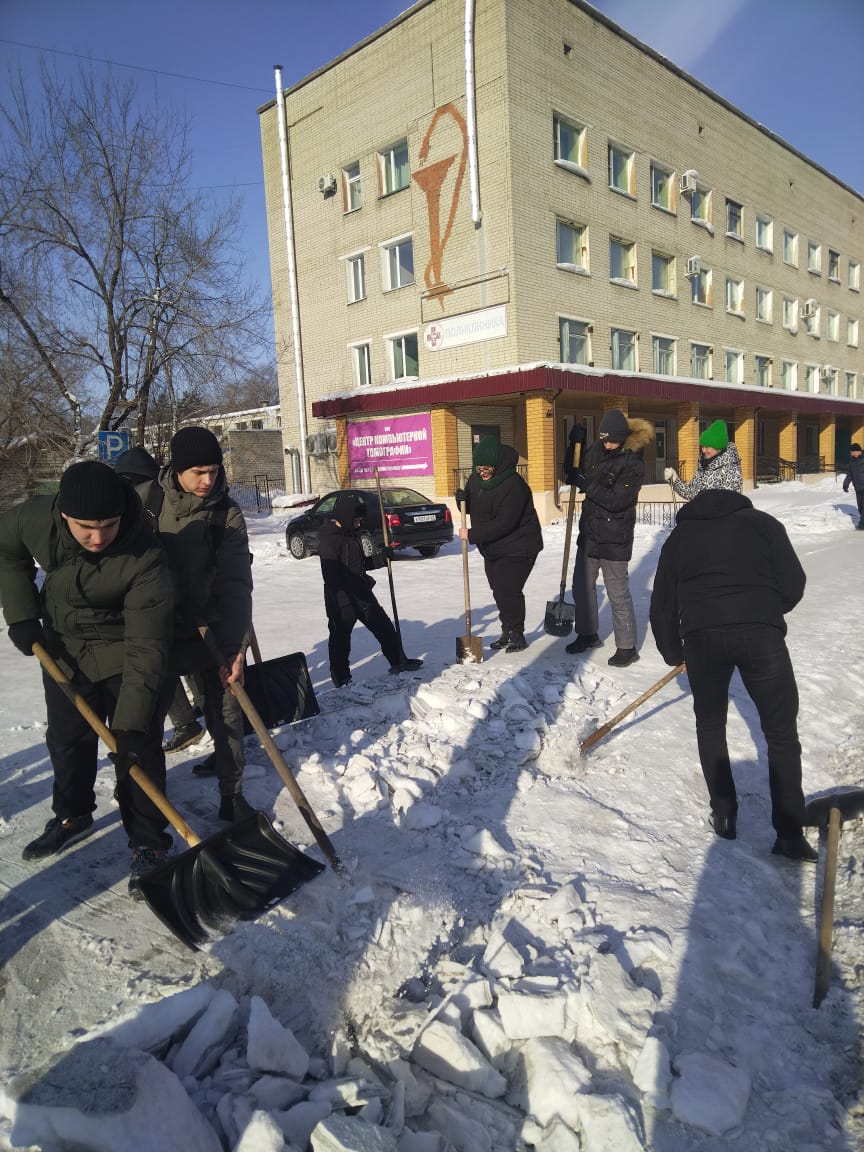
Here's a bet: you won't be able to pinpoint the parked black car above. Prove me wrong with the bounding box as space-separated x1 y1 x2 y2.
285 487 453 560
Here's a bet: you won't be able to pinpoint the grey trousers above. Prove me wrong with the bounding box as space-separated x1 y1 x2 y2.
571 547 637 649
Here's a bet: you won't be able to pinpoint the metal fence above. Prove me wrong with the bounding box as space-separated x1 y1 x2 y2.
227 474 286 513
635 501 677 528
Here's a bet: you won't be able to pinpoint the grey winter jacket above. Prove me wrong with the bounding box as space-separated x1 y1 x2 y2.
670 443 743 499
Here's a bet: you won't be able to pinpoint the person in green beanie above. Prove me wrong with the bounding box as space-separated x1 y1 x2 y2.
664 418 742 499
456 437 543 652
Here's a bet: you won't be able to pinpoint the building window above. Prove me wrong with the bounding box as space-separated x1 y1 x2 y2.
804 363 819 392
235 421 248 431
559 317 590 364
556 220 588 271
849 259 860 291
343 162 361 211
389 331 419 380
351 342 372 388
849 318 859 347
346 252 366 303
608 142 635 196
807 240 821 274
725 349 743 384
755 355 772 388
379 139 409 195
610 327 637 370
783 296 798 332
610 237 636 285
803 300 820 336
691 268 712 306
381 236 414 290
845 371 857 398
756 286 772 323
780 360 797 391
821 366 836 395
650 164 674 211
756 214 773 252
826 310 839 341
725 198 743 239
651 251 674 295
691 342 712 380
783 229 798 266
828 249 840 281
726 277 744 315
213 425 223 437
553 114 587 172
652 335 675 375
690 186 712 229
251 419 264 430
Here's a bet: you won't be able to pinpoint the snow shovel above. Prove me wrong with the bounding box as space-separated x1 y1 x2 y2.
32 643 324 951
241 627 320 735
805 788 864 1008
375 466 406 660
456 502 483 664
580 663 686 754
198 625 342 874
544 447 580 637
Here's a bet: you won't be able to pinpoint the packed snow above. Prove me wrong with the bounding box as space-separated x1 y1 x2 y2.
0 476 862 1152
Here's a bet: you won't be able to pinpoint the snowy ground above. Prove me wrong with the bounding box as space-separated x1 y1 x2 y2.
0 476 862 1152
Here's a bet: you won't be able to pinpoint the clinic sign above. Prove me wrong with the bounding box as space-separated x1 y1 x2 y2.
97 430 130 463
423 304 507 351
348 414 433 480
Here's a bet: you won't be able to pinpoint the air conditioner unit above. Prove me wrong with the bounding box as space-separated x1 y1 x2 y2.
325 431 338 454
821 365 835 381
686 256 702 277
318 173 337 195
679 170 698 195
304 433 319 455
802 299 817 319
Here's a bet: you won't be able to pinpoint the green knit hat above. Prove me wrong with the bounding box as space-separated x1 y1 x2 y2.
472 436 499 468
700 420 729 451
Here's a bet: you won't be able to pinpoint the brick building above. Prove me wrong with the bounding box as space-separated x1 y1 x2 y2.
259 0 863 519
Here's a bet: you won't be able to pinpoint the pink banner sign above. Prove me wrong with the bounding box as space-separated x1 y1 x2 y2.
348 414 433 479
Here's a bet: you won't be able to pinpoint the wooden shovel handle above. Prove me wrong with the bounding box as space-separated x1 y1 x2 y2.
32 644 201 847
460 503 473 636
560 444 580 589
813 804 841 1008
580 663 685 755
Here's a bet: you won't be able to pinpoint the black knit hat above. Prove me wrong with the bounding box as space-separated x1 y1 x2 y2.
472 436 500 468
58 461 126 520
599 409 629 442
851 443 863 453
170 426 223 473
113 446 159 484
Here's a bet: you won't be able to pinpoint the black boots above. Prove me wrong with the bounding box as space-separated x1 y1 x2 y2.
608 647 640 667
711 811 737 840
772 835 818 863
490 631 527 652
566 633 602 654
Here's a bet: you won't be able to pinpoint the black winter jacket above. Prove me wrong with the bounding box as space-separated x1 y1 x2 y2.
843 454 864 493
319 492 388 610
577 418 652 562
649 489 806 666
464 444 543 561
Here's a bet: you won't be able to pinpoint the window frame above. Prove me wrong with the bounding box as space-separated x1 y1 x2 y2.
378 139 410 196
780 359 797 391
344 250 367 303
691 341 712 380
783 228 798 266
807 240 822 274
724 348 744 385
828 249 840 281
610 327 637 371
754 355 772 388
558 316 591 365
652 333 676 375
387 329 419 381
726 276 744 316
756 285 772 324
650 163 675 213
343 162 361 212
691 267 712 307
651 250 675 296
849 259 860 292
725 198 743 240
756 214 773 253
553 113 588 175
556 219 588 273
610 236 637 286
826 310 839 342
848 318 860 348
690 185 713 232
380 234 414 292
349 341 372 388
804 363 819 393
608 142 635 197
782 296 798 333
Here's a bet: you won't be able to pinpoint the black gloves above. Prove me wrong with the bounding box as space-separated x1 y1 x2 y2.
112 730 146 780
569 422 587 447
454 487 467 510
843 479 850 493
603 471 616 489
381 545 396 560
8 619 46 657
565 469 584 489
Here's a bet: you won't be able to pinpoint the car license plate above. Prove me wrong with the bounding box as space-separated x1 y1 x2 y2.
413 514 436 523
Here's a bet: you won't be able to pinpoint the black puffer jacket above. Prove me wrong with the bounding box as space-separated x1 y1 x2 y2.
577 418 653 561
649 489 806 666
318 492 387 609
843 454 864 493
464 444 543 560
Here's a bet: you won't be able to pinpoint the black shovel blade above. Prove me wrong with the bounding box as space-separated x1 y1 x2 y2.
543 599 575 638
137 812 325 951
804 789 864 828
242 653 319 735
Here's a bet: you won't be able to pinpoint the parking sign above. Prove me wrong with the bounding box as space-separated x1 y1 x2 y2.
97 430 130 463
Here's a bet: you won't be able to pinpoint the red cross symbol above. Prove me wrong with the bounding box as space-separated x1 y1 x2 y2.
425 323 443 350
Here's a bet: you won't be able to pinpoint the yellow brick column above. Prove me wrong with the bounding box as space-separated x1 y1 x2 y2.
853 422 864 447
601 396 629 420
431 406 458 498
676 402 701 485
524 394 556 494
734 407 755 485
819 413 836 472
778 413 797 469
334 418 351 488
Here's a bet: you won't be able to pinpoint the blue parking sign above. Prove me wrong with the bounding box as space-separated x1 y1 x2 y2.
97 430 130 463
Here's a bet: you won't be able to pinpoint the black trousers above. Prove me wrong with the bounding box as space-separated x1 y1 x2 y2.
326 592 402 684
43 671 174 850
683 623 805 837
483 554 537 634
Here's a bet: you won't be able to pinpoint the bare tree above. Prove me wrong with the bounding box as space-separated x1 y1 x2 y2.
0 61 270 456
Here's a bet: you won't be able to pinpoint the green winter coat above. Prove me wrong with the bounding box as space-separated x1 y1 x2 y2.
140 466 253 671
0 483 174 732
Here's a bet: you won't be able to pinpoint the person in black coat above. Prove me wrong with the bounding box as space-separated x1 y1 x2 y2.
319 492 422 687
649 488 816 862
456 438 543 652
566 409 653 666
842 442 864 529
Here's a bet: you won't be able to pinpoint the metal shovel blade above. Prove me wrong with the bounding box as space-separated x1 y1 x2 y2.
456 634 484 664
137 812 325 951
543 598 575 638
804 788 864 828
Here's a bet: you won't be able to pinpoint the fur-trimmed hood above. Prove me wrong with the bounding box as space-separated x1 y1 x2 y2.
621 417 655 454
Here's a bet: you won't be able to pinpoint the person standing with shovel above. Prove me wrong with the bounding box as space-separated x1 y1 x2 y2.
456 437 543 653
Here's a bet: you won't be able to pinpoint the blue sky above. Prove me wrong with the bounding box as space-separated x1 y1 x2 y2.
1 0 862 311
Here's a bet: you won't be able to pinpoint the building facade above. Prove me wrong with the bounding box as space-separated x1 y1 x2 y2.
259 0 864 518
